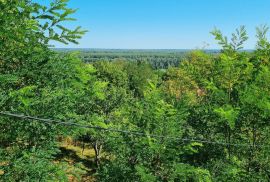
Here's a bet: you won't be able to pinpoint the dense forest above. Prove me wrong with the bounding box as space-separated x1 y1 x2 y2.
56 49 219 69
1 0 270 181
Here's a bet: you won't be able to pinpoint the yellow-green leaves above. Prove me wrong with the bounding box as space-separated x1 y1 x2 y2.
183 142 203 155
10 86 37 109
92 81 108 100
214 105 239 129
163 67 198 104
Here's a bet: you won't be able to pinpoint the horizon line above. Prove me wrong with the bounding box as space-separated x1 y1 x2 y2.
52 48 255 51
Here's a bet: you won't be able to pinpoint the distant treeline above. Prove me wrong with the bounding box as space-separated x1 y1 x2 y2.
56 49 220 69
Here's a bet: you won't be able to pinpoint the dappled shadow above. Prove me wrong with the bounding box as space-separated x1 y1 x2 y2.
55 146 97 175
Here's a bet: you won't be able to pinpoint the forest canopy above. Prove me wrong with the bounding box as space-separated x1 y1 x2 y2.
1 0 270 181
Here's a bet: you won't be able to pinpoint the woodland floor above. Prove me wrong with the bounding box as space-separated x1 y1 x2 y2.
56 142 97 182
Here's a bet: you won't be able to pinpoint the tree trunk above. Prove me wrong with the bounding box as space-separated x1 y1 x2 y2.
93 141 102 167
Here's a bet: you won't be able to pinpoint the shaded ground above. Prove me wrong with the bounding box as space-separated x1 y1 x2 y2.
56 143 97 182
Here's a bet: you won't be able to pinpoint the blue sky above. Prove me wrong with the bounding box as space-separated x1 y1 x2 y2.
50 0 270 49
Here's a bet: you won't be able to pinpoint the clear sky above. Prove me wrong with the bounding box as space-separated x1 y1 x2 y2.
50 0 270 49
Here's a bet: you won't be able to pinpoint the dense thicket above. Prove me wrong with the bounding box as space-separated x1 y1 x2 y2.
1 1 270 182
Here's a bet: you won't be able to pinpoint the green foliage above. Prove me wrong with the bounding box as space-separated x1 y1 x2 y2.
0 0 91 181
1 148 68 181
211 26 248 52
135 165 157 182
170 163 211 182
214 105 239 129
2 1 270 181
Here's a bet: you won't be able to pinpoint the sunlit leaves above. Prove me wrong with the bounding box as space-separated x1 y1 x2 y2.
211 26 248 53
162 67 198 104
214 105 239 129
